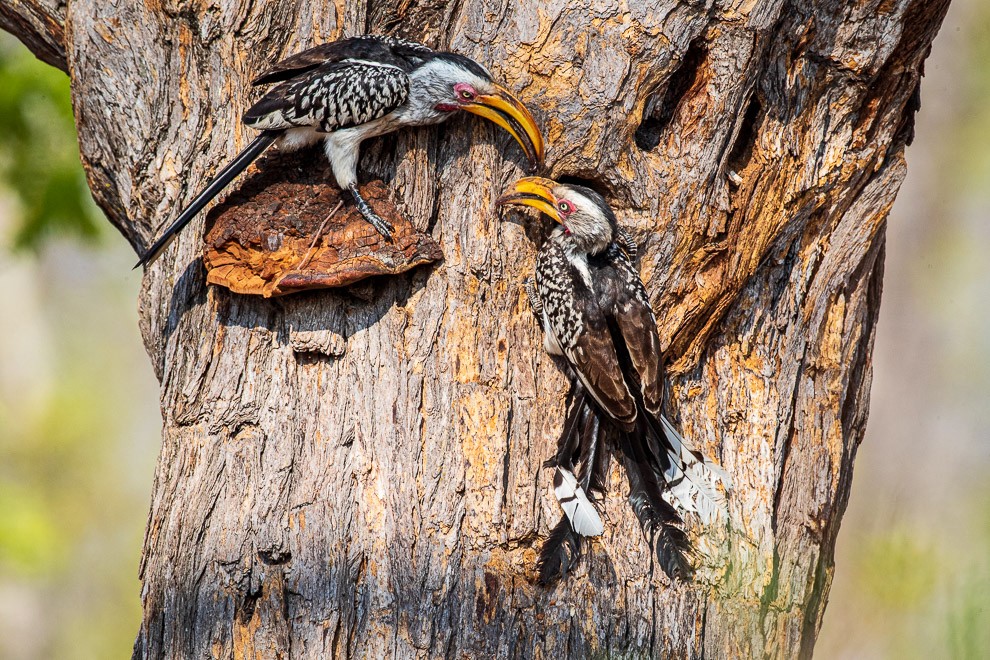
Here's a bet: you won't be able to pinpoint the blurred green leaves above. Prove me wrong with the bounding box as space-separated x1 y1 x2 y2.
857 529 939 610
953 6 990 193
0 35 153 660
0 240 157 659
834 510 990 659
0 34 102 250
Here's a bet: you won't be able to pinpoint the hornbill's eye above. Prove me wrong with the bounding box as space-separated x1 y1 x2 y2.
459 88 475 100
558 201 572 213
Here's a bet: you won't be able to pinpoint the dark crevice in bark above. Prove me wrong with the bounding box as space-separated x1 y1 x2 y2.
238 589 261 624
726 93 763 178
555 174 613 200
501 401 514 514
173 7 202 32
631 100 661 152
259 549 292 565
634 38 709 151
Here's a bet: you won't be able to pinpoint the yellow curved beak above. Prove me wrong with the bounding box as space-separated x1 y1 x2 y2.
495 176 561 223
464 85 545 172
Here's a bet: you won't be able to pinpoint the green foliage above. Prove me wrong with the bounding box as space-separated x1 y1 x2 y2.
0 36 152 660
0 34 102 250
947 566 990 660
0 251 158 658
831 509 990 660
857 529 939 610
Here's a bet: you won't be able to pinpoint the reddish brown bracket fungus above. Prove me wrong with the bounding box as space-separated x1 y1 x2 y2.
202 153 443 298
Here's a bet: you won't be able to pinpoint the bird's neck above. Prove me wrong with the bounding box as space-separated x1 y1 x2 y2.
401 63 463 125
552 225 614 258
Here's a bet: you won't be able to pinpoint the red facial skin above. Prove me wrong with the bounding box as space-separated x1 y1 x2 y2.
454 82 478 101
435 83 478 112
557 199 575 234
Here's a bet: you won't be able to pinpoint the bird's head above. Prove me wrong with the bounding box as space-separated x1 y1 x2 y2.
497 177 618 255
420 53 545 171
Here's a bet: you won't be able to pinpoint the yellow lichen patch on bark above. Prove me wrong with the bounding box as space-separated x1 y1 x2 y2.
459 389 504 487
449 306 482 384
817 293 847 373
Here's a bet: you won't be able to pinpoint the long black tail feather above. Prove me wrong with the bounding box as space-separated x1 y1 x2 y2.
578 399 610 496
536 516 583 585
619 416 693 580
539 380 696 583
135 130 280 268
538 388 612 584
545 385 591 470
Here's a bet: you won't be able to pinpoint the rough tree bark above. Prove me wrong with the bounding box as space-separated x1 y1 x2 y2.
2 0 949 656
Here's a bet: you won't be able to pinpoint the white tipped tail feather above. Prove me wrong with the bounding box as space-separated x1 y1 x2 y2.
553 467 604 536
659 415 731 525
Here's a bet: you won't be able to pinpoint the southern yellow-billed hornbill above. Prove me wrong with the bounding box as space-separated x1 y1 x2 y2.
497 178 729 584
136 35 545 267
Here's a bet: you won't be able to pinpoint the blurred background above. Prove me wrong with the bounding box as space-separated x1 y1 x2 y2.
0 1 987 656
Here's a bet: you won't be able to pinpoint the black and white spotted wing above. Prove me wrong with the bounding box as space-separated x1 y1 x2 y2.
251 36 433 86
243 59 410 133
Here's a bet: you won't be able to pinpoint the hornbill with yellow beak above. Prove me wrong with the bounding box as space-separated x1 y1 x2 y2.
497 178 729 583
137 35 544 267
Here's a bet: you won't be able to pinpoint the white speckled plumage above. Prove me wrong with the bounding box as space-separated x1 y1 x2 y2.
512 182 729 581
137 34 535 267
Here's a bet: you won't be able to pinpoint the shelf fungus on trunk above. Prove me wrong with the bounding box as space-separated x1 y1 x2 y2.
202 153 443 298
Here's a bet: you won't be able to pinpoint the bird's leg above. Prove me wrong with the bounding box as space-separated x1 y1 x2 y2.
348 184 395 241
616 227 639 263
524 277 544 321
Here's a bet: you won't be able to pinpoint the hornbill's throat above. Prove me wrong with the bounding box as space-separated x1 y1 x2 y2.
462 86 545 171
495 176 560 220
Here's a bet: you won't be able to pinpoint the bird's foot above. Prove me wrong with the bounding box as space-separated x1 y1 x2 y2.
523 277 544 320
364 211 395 242
616 226 638 262
349 184 394 241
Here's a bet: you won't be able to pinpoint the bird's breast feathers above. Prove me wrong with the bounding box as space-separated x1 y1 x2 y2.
535 244 587 353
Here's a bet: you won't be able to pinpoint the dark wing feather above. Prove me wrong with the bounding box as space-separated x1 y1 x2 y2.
243 60 409 133
562 311 638 431
603 250 664 417
537 244 639 430
251 35 431 86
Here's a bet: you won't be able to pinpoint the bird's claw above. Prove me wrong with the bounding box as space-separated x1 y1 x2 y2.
616 227 638 263
524 277 544 320
349 184 395 242
366 213 395 242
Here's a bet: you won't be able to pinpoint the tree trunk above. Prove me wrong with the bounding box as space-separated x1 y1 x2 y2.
2 0 949 656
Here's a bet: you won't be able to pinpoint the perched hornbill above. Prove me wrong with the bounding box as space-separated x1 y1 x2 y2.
497 177 729 584
136 35 545 267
